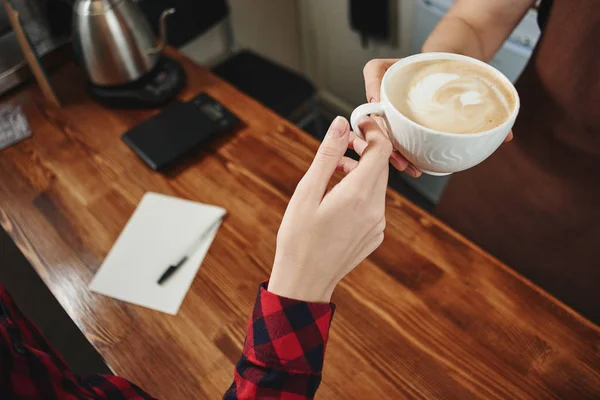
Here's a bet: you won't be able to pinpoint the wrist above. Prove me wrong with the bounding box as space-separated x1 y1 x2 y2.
268 266 334 303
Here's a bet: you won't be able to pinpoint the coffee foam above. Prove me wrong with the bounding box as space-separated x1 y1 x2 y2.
388 60 515 134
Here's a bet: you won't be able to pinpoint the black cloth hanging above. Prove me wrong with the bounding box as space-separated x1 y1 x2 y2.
349 0 390 48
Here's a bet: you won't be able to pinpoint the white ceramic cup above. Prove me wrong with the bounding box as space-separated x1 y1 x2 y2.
350 52 520 176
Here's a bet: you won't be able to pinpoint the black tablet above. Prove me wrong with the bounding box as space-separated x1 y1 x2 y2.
122 93 240 171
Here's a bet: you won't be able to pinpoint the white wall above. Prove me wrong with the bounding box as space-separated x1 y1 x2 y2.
229 0 303 73
179 23 230 66
180 0 303 73
179 0 416 115
180 0 416 116
299 0 416 114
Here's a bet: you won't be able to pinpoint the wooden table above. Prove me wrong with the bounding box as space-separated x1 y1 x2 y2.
1 49 599 399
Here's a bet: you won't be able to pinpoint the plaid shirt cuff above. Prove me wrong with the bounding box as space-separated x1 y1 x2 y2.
244 282 335 373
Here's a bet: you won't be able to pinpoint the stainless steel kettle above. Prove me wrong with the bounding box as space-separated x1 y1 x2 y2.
72 0 175 86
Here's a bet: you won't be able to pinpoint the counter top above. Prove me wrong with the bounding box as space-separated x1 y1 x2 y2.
0 48 598 399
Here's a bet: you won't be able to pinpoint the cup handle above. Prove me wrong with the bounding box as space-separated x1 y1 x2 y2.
350 102 386 139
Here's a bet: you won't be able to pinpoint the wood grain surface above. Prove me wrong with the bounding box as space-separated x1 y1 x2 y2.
0 49 598 399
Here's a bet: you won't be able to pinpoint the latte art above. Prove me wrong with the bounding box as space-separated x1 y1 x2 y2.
389 60 515 134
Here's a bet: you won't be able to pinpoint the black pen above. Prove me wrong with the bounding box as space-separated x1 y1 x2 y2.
157 217 223 285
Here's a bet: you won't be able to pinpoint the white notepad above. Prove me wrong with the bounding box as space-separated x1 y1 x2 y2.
90 192 226 315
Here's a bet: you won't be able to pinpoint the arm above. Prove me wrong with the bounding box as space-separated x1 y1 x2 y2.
225 116 392 399
364 0 534 100
422 0 536 61
0 117 389 400
223 283 334 400
0 118 389 400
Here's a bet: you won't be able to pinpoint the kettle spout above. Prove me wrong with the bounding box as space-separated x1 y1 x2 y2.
148 8 176 55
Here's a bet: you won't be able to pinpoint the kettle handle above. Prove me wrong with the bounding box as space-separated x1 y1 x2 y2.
148 8 175 55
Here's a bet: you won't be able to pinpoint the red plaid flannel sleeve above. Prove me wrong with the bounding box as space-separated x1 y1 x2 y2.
1 282 334 400
224 282 336 400
0 285 155 399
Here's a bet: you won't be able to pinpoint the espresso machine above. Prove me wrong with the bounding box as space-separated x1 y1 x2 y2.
72 0 186 108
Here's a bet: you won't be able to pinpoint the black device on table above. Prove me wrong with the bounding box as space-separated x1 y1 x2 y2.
122 93 240 170
89 56 186 109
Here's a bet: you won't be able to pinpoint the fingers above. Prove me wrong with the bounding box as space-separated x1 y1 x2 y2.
363 59 398 103
404 164 422 178
336 156 359 174
371 115 389 133
351 118 393 185
300 116 350 199
389 151 409 172
390 151 421 178
363 59 423 178
348 131 367 155
350 131 421 178
505 130 514 142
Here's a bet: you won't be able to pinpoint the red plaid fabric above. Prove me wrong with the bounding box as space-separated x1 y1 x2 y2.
0 286 154 399
0 282 334 399
224 283 335 399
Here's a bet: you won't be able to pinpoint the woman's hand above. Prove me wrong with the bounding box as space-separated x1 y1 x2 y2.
362 58 514 176
268 116 392 303
363 58 401 104
363 59 423 178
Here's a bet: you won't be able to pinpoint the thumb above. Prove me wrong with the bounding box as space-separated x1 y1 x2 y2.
363 59 396 103
302 116 350 198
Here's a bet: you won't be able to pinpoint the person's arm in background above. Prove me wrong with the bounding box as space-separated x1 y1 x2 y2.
224 116 392 399
363 0 536 169
421 0 536 60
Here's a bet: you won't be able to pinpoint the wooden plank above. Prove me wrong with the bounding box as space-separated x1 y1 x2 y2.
2 0 61 107
0 48 598 399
